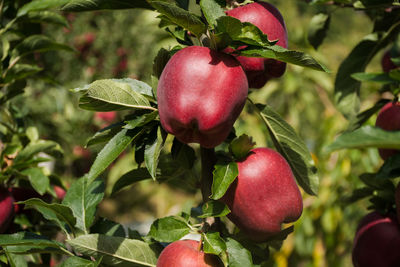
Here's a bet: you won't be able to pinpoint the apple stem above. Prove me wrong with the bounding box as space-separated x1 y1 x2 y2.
200 147 216 202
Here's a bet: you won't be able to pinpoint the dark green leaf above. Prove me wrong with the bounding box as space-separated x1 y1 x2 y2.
210 161 238 200
346 99 389 132
324 126 400 153
145 127 166 180
18 0 70 16
14 140 63 163
20 168 49 195
63 177 105 233
86 123 124 147
21 11 69 27
198 200 230 218
20 198 76 234
0 232 64 249
149 1 207 37
351 72 396 84
91 218 126 237
307 13 330 50
225 238 253 267
171 138 196 169
175 0 189 10
87 128 144 183
239 45 329 72
148 216 191 243
359 173 394 190
376 153 400 179
341 187 374 204
202 232 226 255
62 0 153 12
111 168 153 195
68 234 158 267
200 0 225 27
11 35 74 61
335 28 400 119
124 111 159 130
4 64 42 83
78 79 155 112
257 104 319 195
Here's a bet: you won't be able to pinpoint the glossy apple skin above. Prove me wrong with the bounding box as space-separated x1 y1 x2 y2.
220 148 303 241
0 187 15 234
157 46 248 148
226 2 288 88
381 51 397 73
157 240 223 267
375 101 400 160
352 212 400 267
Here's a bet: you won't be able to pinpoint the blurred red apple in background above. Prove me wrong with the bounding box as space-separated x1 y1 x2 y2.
0 187 15 233
381 50 398 72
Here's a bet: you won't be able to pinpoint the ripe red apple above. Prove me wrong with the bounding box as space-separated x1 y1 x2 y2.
396 183 400 224
0 187 15 233
381 50 397 73
226 2 288 89
54 185 66 200
157 240 223 267
220 148 303 241
94 112 117 123
157 46 248 148
375 101 400 160
352 211 400 267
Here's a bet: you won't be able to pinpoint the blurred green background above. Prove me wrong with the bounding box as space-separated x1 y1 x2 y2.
13 1 389 266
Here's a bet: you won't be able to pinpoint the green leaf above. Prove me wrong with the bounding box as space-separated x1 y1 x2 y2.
145 127 166 180
63 177 105 233
20 198 76 234
359 173 394 190
4 64 43 83
335 29 400 119
4 249 27 267
87 128 144 183
346 99 389 132
239 45 329 72
20 168 49 195
202 232 226 255
307 13 330 50
14 140 63 163
198 200 230 218
20 11 69 27
18 0 70 16
210 161 238 200
200 0 225 27
170 138 196 169
78 79 155 112
376 153 400 179
61 0 153 12
91 218 126 237
225 238 253 267
148 1 207 37
0 232 64 249
124 111 159 130
351 72 396 84
59 256 99 267
216 16 275 47
257 104 319 195
68 234 158 267
111 168 153 195
86 123 124 147
324 126 400 153
229 134 255 160
148 216 191 243
11 35 74 61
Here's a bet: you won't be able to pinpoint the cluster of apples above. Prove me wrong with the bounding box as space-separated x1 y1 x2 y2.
351 51 400 267
156 2 302 266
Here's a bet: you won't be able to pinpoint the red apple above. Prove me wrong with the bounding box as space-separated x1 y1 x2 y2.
352 211 400 267
375 101 400 160
157 240 223 267
157 46 248 148
0 187 15 233
220 148 303 241
54 186 66 200
396 183 400 224
226 2 288 88
381 50 397 73
94 112 117 123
